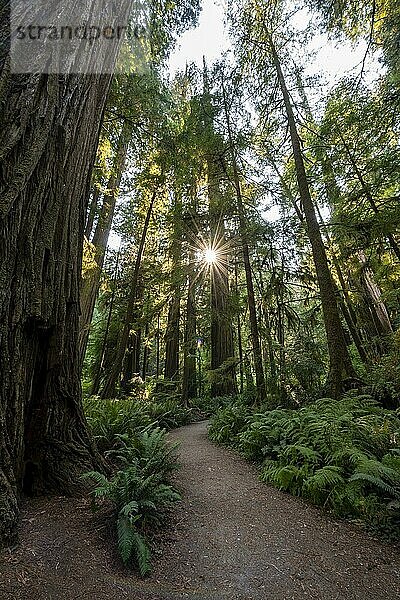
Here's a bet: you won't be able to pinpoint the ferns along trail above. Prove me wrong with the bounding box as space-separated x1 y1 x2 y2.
1 1 400 599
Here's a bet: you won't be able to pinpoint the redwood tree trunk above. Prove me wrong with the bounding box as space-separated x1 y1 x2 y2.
208 154 237 397
0 13 127 544
164 196 183 384
203 64 237 397
182 256 198 405
164 295 181 381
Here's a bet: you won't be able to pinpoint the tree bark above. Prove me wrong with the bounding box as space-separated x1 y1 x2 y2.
357 251 393 336
164 197 182 384
203 65 237 398
235 264 245 395
269 37 356 397
0 0 130 544
142 323 150 381
208 156 237 397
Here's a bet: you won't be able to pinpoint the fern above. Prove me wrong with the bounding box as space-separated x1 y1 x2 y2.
349 473 400 498
210 393 400 537
131 530 152 577
303 466 345 504
83 421 181 575
261 464 306 495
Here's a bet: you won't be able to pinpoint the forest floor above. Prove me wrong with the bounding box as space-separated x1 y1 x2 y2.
1 420 399 600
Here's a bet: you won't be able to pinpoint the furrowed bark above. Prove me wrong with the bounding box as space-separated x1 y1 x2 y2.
0 0 131 545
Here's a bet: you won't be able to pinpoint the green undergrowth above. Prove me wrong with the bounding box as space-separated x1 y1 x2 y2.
209 394 400 540
83 397 191 575
190 392 255 417
84 396 197 452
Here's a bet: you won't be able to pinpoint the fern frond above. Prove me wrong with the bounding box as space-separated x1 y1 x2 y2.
349 473 400 498
132 531 152 577
117 516 136 565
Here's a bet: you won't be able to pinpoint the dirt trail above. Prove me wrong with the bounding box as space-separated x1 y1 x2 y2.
1 420 399 600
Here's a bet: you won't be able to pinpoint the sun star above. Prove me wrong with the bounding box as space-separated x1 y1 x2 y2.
204 248 218 265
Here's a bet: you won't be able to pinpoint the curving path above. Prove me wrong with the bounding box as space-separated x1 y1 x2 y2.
1 421 399 600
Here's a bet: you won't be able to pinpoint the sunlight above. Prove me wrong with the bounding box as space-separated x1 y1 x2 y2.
204 247 218 265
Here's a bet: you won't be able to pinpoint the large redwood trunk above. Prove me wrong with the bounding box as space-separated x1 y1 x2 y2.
0 1 129 545
201 63 237 397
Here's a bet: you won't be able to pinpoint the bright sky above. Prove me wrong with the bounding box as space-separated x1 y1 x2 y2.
169 0 229 73
167 0 380 225
168 0 380 89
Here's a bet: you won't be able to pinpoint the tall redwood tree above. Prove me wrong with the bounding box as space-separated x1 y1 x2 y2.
0 0 131 544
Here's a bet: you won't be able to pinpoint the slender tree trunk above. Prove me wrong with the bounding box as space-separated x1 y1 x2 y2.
92 245 121 395
156 312 161 381
80 120 132 364
142 324 149 381
182 265 197 406
164 295 181 381
0 0 130 544
255 265 279 394
101 189 157 398
235 264 245 394
85 186 101 241
269 37 356 397
312 202 369 364
221 77 265 402
357 251 393 336
123 327 142 389
121 279 144 392
164 197 182 384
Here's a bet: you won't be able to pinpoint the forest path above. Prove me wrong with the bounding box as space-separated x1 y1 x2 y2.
1 420 399 600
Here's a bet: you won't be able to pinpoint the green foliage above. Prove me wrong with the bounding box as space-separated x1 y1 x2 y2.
208 402 252 445
191 394 254 418
84 396 194 451
110 427 180 481
84 398 152 451
209 394 400 537
83 427 181 575
147 397 195 429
